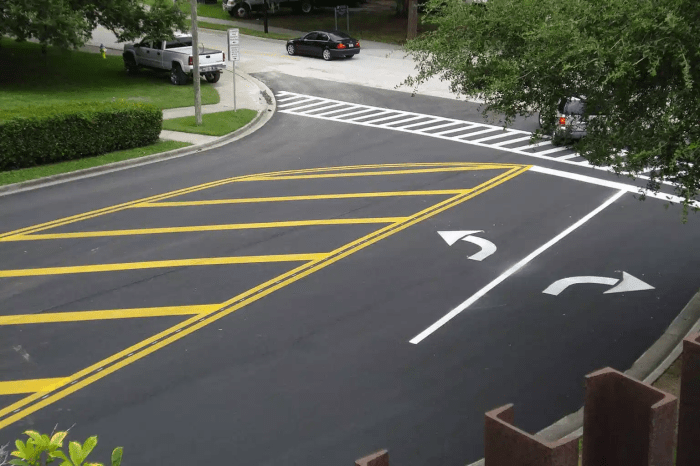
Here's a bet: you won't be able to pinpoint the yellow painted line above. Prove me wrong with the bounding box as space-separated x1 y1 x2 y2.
244 166 506 181
0 378 70 395
2 218 406 241
0 254 327 278
0 163 508 240
134 190 469 208
0 305 215 326
0 164 531 429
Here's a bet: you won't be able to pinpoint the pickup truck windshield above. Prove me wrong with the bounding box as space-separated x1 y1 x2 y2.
165 37 193 48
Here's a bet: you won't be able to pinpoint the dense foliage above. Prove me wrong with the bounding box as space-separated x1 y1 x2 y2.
0 0 188 50
0 101 162 171
401 0 700 215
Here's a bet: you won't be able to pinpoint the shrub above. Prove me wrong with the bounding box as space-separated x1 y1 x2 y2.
0 101 162 171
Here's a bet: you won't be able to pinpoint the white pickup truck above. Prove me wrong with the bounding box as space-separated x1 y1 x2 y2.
123 33 226 85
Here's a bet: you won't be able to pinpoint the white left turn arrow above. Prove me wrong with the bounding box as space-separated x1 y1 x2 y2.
438 230 497 261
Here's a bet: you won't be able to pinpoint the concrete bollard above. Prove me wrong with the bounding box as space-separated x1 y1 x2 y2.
677 332 700 466
355 449 389 466
582 367 677 466
484 404 579 466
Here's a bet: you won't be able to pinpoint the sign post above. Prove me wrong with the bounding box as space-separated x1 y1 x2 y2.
335 5 349 32
227 28 240 111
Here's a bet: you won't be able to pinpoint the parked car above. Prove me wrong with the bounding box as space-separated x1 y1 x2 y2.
539 96 597 144
286 30 360 61
123 33 226 85
223 0 313 18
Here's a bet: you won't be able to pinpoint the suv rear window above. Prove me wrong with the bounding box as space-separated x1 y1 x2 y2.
166 37 193 48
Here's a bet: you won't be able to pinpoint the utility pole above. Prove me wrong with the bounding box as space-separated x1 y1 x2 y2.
264 0 269 33
190 0 202 125
407 0 418 40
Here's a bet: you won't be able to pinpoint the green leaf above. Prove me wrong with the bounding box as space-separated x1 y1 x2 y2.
79 437 97 462
14 440 28 458
24 431 41 444
50 432 68 448
110 447 123 466
68 442 82 466
8 459 31 466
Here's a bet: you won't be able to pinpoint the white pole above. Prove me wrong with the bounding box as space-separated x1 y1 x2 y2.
233 61 237 111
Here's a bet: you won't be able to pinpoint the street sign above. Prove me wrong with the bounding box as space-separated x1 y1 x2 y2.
542 272 654 296
227 28 240 62
335 4 347 15
437 230 497 261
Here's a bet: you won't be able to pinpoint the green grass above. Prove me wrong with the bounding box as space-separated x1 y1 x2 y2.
162 109 257 135
145 0 434 45
0 38 219 112
197 21 297 40
0 140 191 186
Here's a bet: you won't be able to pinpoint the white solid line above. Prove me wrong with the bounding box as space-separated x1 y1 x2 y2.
282 101 329 112
433 124 481 136
330 108 377 119
346 109 394 121
277 97 317 108
512 140 552 151
295 102 345 115
556 153 580 160
312 105 363 117
470 132 519 143
400 118 445 130
362 113 412 124
380 115 431 127
536 146 570 156
529 165 700 207
453 128 501 139
415 121 463 132
491 136 533 147
409 189 627 344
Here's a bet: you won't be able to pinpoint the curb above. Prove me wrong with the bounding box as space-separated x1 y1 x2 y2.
466 287 700 466
0 70 276 198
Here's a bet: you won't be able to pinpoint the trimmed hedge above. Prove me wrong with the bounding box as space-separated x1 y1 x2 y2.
0 101 162 171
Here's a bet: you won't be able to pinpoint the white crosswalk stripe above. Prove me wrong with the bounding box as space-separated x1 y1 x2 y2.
274 91 594 167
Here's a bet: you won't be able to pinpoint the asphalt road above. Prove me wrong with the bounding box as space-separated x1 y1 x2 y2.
1 74 699 466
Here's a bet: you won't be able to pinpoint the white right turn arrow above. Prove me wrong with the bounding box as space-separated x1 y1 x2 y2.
543 272 654 296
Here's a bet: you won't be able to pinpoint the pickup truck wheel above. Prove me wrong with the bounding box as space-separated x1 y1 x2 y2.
204 71 221 83
300 1 313 13
234 3 250 18
170 64 188 85
322 49 332 61
123 55 139 75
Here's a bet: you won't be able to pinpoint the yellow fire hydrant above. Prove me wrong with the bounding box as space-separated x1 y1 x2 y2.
100 43 106 59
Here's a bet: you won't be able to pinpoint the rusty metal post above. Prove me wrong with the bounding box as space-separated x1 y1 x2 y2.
677 332 700 466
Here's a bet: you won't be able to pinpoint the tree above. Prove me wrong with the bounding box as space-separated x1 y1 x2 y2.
0 0 188 51
399 0 700 218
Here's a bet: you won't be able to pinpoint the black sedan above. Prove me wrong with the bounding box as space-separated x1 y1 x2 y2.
286 30 360 61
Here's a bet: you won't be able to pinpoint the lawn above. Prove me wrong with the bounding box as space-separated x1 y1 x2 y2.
0 141 191 187
0 38 219 112
146 0 434 45
162 109 258 135
198 6 436 44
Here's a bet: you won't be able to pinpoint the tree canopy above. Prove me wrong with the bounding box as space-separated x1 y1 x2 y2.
400 0 700 216
0 0 188 50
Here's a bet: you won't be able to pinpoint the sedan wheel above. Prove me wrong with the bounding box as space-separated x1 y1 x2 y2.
287 44 295 55
322 49 332 61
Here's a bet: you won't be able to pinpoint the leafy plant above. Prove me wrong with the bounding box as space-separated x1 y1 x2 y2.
7 430 122 466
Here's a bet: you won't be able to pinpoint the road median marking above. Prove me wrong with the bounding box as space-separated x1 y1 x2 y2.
0 305 215 326
134 190 470 208
2 218 406 241
0 378 71 395
0 254 326 278
0 162 529 430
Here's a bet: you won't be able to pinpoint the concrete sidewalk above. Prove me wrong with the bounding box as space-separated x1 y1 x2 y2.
159 65 269 145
